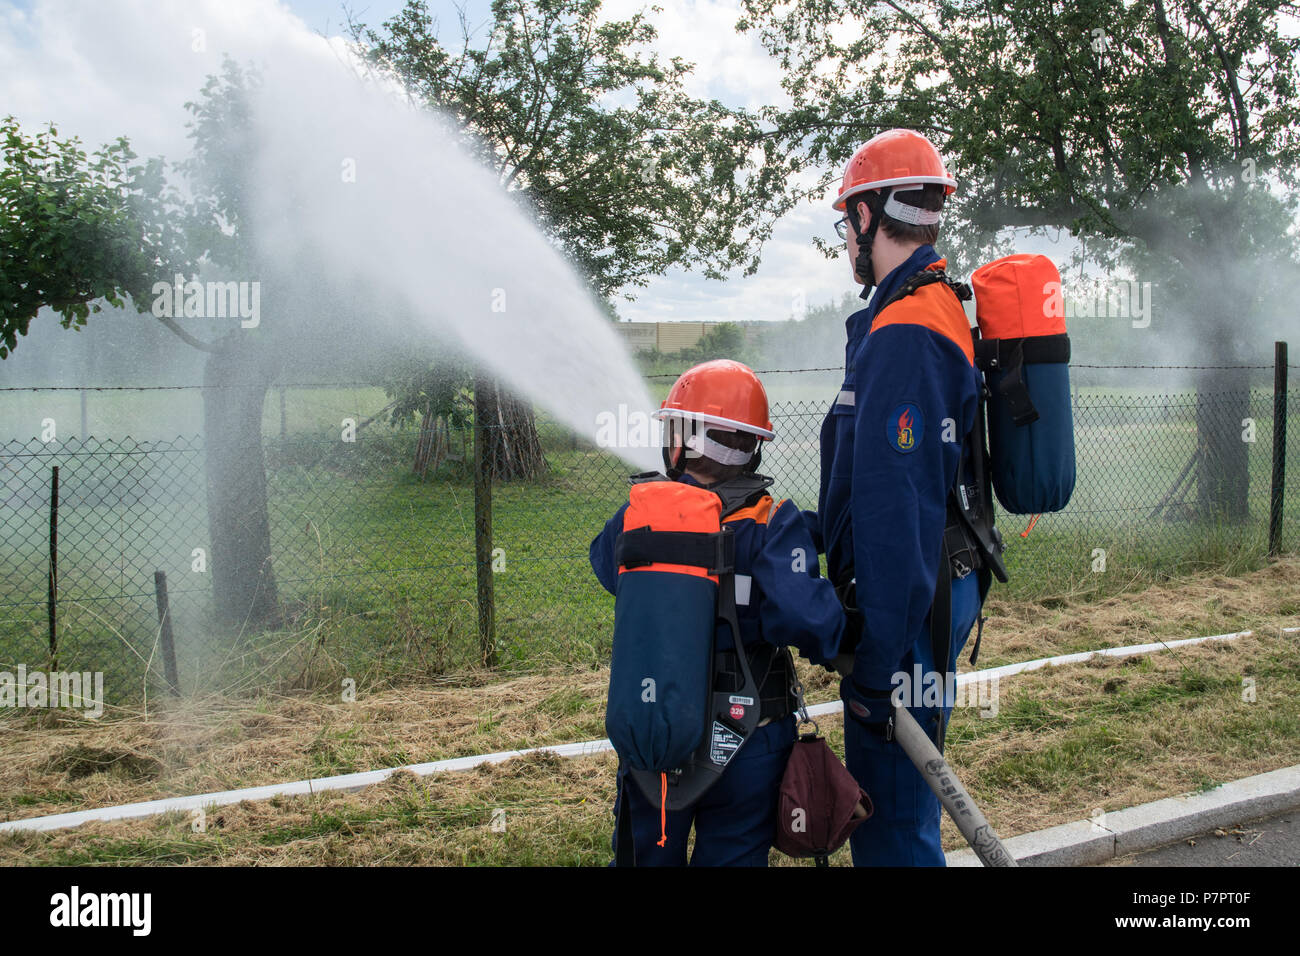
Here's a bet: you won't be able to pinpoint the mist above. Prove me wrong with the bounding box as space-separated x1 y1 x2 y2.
2 4 665 471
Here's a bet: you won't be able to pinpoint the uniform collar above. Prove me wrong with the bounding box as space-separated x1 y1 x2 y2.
863 244 942 321
846 244 942 346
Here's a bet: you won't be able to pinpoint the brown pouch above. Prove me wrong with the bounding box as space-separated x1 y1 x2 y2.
775 731 872 863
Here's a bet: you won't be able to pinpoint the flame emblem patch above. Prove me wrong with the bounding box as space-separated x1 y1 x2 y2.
888 402 923 453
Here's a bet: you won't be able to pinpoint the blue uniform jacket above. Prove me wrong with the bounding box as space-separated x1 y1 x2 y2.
813 245 982 693
591 475 843 668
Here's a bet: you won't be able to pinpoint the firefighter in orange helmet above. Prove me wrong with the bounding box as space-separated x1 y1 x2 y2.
590 359 847 865
813 129 992 865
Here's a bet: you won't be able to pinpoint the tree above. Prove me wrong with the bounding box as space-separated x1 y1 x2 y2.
683 322 750 364
0 117 186 357
378 352 473 477
1 64 284 626
174 62 286 625
742 0 1300 519
752 291 858 370
354 0 806 478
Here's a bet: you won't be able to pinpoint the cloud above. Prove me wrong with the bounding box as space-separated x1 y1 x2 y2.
619 204 848 324
0 0 340 160
600 0 789 110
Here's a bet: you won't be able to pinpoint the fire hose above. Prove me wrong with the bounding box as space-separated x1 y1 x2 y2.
891 703 1017 867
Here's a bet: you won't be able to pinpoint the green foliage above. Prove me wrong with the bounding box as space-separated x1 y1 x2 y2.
0 60 278 363
0 117 187 358
750 291 857 368
677 321 750 364
355 0 807 301
375 351 473 431
741 0 1300 348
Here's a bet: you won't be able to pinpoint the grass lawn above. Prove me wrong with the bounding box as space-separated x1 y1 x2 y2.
0 561 1294 868
1 383 1296 712
0 558 1296 865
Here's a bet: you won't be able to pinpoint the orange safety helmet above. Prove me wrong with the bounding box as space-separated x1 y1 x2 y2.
832 128 957 211
653 359 775 440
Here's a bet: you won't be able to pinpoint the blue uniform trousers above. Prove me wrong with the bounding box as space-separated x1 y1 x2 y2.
844 572 981 866
611 715 795 867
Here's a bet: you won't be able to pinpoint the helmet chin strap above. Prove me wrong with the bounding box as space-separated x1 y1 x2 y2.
848 188 888 293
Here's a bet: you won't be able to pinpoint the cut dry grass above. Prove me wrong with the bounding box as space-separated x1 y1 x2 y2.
938 626 1300 852
0 670 611 821
975 556 1300 667
0 558 1296 865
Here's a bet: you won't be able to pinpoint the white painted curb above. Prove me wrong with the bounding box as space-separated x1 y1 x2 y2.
945 764 1300 867
2 626 1295 835
0 739 616 834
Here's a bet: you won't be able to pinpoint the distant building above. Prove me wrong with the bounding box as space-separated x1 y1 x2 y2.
653 321 707 354
614 321 762 354
613 322 659 353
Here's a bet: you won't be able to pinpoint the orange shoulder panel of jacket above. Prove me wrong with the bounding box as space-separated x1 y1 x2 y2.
870 270 975 366
723 495 782 526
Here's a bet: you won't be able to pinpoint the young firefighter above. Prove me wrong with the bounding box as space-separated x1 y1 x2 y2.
814 129 992 866
589 359 846 866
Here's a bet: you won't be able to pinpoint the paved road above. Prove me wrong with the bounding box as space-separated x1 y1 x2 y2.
1108 811 1300 866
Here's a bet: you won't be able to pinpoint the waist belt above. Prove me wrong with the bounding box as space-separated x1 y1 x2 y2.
714 643 796 721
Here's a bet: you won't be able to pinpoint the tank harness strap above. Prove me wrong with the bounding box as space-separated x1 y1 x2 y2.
969 614 986 668
615 528 735 575
951 360 1009 585
657 773 668 847
714 642 798 720
877 268 972 314
757 648 797 719
615 779 635 867
974 334 1071 428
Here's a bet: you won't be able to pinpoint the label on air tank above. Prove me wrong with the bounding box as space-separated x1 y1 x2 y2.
710 721 744 765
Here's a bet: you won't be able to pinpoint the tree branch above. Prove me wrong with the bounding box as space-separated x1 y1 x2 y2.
155 314 218 353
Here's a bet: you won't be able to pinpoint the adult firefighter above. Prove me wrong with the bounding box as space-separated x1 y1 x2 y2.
813 129 990 866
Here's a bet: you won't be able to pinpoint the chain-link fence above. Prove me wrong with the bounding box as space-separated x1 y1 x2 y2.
1 368 1296 709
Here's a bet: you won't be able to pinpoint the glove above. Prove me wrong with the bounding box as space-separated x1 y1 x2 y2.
840 675 896 727
833 578 864 656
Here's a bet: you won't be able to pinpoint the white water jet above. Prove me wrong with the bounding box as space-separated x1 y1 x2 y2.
239 37 660 471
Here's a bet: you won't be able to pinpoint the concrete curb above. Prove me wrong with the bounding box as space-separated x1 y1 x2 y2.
946 764 1300 866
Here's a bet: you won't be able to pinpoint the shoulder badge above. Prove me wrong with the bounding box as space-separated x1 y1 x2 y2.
888 402 923 454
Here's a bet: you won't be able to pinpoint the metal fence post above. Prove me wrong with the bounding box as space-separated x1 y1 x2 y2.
1269 341 1288 555
153 571 182 697
47 465 59 671
474 374 497 667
